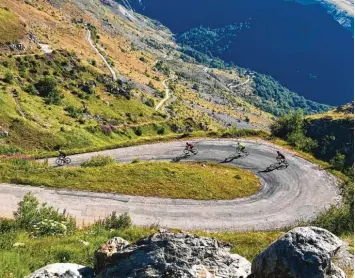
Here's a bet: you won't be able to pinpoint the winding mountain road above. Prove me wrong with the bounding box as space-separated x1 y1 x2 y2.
85 29 117 81
0 139 340 231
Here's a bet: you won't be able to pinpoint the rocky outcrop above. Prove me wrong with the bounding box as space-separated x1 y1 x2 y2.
26 263 94 278
96 232 251 278
249 227 346 278
94 237 129 274
27 227 352 278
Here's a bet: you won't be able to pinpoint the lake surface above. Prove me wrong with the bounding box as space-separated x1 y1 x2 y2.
134 0 354 106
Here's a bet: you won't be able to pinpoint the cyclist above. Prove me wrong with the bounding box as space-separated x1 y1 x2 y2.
186 142 194 152
58 150 66 159
276 151 286 163
236 142 246 153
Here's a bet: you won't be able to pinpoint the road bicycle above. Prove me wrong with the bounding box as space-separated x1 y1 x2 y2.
55 156 71 166
183 147 198 155
276 156 289 166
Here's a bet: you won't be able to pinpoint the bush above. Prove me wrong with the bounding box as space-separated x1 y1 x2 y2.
81 155 115 167
311 179 353 235
271 110 304 139
134 127 143 136
0 219 18 233
144 98 155 107
157 126 166 135
96 211 132 230
25 84 37 95
287 132 318 152
32 219 68 236
44 89 63 105
13 193 76 236
330 152 346 171
65 106 83 118
35 76 57 97
0 146 23 155
4 71 14 84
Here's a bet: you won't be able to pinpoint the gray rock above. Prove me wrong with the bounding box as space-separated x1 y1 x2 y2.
26 263 94 278
94 237 129 273
249 227 346 278
96 231 251 278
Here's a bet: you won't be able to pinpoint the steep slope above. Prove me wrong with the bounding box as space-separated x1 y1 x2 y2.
0 0 275 155
305 102 354 165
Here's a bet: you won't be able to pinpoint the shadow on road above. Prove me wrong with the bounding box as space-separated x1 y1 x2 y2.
172 154 189 162
219 152 249 164
259 162 289 173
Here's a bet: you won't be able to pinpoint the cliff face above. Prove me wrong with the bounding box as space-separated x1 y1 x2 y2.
305 103 354 166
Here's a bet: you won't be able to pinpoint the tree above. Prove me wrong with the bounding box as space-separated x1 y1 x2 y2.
271 109 304 139
35 76 57 97
330 152 346 171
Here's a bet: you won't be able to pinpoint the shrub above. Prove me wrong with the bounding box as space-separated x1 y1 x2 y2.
144 98 155 107
287 132 318 152
0 219 18 233
44 89 63 105
131 158 140 163
65 106 83 118
96 211 132 230
0 146 23 155
81 155 116 167
35 76 57 97
4 71 14 84
271 109 304 139
311 179 353 235
134 127 143 136
13 193 76 236
330 152 346 171
32 219 68 236
157 126 166 135
25 84 37 95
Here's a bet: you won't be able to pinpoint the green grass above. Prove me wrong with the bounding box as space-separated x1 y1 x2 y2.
0 160 260 200
0 226 284 278
0 8 26 43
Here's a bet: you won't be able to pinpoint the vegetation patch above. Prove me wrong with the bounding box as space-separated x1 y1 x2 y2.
0 7 26 43
0 160 261 200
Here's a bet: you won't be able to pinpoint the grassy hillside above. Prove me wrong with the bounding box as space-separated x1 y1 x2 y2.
0 0 277 155
0 7 26 43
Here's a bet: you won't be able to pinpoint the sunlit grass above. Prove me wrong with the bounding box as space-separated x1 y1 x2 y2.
0 161 261 200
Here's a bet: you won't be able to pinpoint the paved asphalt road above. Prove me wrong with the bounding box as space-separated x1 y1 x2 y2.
0 139 341 231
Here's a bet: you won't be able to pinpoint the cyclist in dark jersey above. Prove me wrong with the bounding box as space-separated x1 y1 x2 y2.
59 150 66 158
276 151 286 163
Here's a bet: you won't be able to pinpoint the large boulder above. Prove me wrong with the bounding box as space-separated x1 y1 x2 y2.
26 263 94 278
96 231 251 278
249 227 346 278
94 237 129 273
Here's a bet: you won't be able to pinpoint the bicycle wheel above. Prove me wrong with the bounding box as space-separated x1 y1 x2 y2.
191 149 198 155
55 158 64 166
64 157 71 164
183 149 189 155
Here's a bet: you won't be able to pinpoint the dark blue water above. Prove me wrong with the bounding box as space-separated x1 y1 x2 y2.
135 0 354 106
